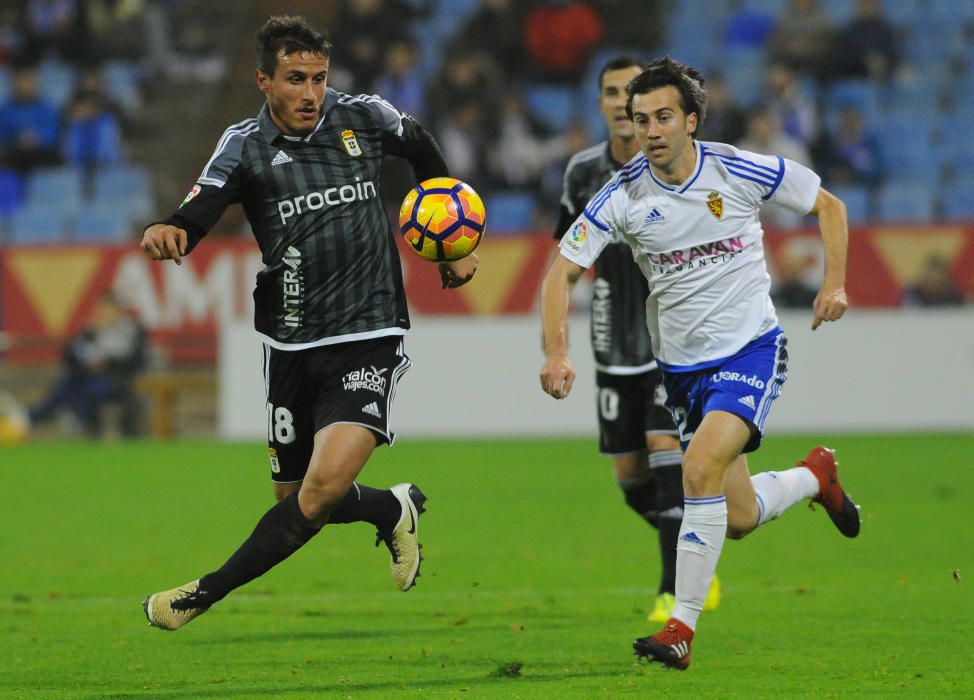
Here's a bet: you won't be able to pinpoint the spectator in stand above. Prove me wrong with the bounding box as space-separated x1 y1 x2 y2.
697 73 745 145
815 103 883 191
0 5 24 64
491 92 560 189
765 61 817 149
767 0 836 79
373 37 425 122
28 292 148 438
331 0 420 90
738 106 812 230
82 0 147 63
522 0 603 84
61 69 124 170
834 0 900 81
0 63 61 172
450 0 525 80
434 99 487 185
902 255 965 307
591 0 664 54
0 159 25 218
427 50 503 139
20 0 86 63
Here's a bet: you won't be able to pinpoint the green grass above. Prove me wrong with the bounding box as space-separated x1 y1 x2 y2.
2 434 973 698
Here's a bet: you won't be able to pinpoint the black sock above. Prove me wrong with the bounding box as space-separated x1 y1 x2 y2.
653 461 685 596
198 492 321 604
327 483 400 530
618 472 659 528
658 516 680 595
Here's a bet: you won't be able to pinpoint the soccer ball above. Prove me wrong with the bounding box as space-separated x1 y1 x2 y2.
398 177 486 261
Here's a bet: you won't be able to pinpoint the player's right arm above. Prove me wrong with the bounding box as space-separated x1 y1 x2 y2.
540 253 587 399
540 168 624 398
140 120 250 264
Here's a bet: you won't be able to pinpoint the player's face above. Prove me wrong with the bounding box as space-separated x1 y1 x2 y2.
257 51 328 136
598 66 643 140
631 85 698 173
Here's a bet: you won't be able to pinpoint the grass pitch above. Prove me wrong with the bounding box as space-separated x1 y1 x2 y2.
2 434 973 698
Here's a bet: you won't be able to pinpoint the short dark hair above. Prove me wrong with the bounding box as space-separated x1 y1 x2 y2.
597 55 646 92
257 15 331 76
625 57 708 135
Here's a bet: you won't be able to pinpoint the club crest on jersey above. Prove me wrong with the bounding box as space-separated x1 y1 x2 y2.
707 191 724 220
180 184 201 208
341 129 362 156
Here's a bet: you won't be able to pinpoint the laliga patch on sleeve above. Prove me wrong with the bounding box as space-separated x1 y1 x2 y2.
180 184 201 208
268 447 281 473
563 220 588 254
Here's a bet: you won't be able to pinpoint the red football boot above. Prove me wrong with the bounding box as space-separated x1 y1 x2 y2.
633 618 694 670
801 446 861 538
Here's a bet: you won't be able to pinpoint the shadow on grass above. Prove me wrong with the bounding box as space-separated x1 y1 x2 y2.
181 620 573 646
100 665 637 699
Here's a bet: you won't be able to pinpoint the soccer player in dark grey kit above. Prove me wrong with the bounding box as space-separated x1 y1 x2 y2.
140 15 478 630
553 57 718 624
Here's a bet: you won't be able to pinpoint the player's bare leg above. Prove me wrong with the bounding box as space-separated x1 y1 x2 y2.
274 429 426 590
634 410 745 668
143 424 424 630
723 454 761 539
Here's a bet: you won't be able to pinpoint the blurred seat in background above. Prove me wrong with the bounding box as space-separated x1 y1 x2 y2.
485 190 536 232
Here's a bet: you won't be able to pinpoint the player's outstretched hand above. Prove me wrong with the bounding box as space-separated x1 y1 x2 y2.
812 284 848 330
439 253 478 289
540 353 575 399
141 224 188 265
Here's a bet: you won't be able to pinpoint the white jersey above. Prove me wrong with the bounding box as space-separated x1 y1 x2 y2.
559 140 821 371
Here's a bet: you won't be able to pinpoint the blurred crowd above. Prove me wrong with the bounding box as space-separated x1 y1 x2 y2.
0 0 223 239
0 0 971 302
317 0 974 231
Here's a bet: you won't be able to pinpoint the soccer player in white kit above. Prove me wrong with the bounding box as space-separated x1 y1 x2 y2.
539 58 860 671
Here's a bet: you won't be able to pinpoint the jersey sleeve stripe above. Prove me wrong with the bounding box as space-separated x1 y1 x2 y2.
723 167 778 189
587 157 648 216
581 208 610 231
761 156 787 201
709 152 779 175
339 93 405 136
198 120 258 186
715 158 779 185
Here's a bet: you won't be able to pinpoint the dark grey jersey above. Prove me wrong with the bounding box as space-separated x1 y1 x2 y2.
159 89 447 349
554 142 655 371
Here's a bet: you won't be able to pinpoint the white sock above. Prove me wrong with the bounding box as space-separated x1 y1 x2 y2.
751 467 819 527
671 496 726 631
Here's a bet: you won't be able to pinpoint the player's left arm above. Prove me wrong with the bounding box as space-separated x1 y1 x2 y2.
806 186 849 330
382 113 478 288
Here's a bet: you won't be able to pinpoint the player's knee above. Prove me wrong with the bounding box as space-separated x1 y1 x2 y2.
299 474 354 517
681 459 714 496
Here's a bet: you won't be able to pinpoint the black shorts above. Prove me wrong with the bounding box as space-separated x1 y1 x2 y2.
595 368 677 455
262 336 411 483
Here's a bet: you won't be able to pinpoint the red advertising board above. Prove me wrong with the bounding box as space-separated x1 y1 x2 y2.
2 226 972 365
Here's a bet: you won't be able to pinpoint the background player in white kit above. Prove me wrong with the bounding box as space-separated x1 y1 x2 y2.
539 57 860 670
553 55 719 625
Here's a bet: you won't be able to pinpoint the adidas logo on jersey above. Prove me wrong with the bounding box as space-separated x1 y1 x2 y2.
361 402 382 418
644 207 665 223
738 395 756 410
271 150 294 166
680 531 706 545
